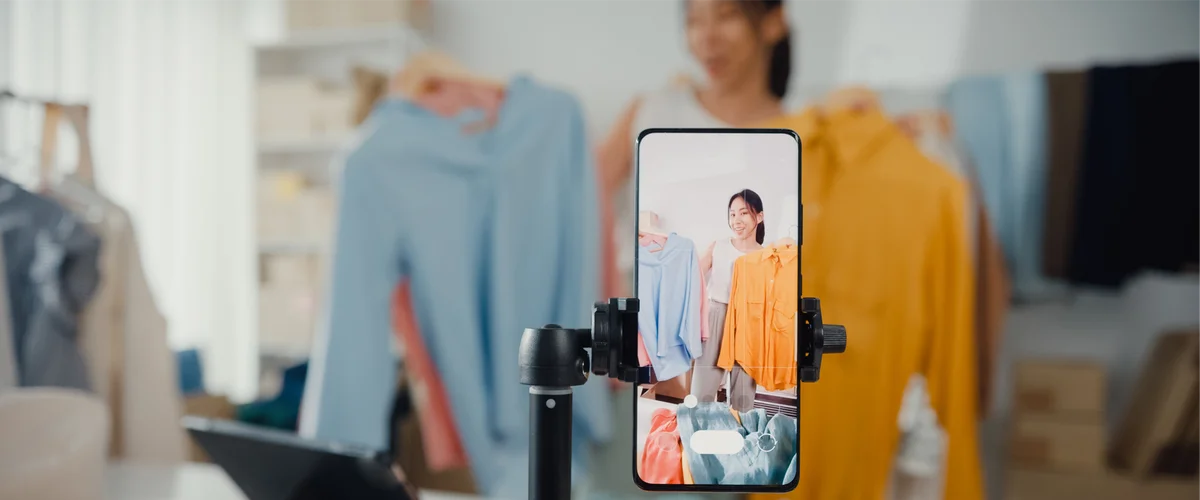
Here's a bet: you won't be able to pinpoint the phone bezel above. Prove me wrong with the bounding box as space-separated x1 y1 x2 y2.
631 127 802 493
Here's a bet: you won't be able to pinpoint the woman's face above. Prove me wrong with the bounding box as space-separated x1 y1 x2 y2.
728 197 761 240
686 0 771 91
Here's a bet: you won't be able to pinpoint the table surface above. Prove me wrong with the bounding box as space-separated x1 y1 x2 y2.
106 462 481 500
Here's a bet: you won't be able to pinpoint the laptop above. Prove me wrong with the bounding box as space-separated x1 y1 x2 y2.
184 416 418 500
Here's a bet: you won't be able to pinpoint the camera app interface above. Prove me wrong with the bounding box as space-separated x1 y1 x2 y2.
634 131 800 488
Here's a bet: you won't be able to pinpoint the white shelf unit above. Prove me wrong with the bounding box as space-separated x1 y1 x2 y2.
253 24 417 52
251 24 418 378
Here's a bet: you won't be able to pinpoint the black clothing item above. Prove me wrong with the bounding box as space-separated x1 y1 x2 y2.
1069 60 1199 287
1128 60 1199 274
1069 65 1137 287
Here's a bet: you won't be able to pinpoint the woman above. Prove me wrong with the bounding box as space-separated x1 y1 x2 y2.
597 0 792 293
691 189 765 409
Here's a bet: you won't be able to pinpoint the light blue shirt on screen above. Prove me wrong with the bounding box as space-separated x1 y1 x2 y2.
676 403 799 485
637 234 703 381
305 76 609 498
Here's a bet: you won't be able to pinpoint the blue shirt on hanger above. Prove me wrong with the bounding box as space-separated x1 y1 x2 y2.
303 76 608 498
947 72 1057 300
637 234 703 381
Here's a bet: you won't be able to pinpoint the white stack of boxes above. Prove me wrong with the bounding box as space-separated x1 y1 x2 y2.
256 170 335 249
258 253 320 354
282 0 424 33
256 171 334 354
257 78 356 144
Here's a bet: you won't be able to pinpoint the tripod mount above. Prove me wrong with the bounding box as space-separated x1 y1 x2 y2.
517 297 846 499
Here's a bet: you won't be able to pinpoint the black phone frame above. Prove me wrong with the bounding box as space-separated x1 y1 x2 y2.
631 127 803 494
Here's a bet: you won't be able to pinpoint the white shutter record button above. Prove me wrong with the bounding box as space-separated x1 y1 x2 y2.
689 430 746 455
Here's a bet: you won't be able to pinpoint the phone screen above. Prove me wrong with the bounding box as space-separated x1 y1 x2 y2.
633 129 801 492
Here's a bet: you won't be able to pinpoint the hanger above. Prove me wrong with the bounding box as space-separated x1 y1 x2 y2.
897 109 953 139
638 211 670 253
39 101 97 189
392 50 506 132
637 210 670 237
392 50 505 100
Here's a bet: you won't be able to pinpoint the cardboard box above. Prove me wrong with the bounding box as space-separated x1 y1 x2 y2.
292 188 335 248
262 254 318 287
355 0 412 26
283 0 324 31
257 172 334 249
1010 414 1107 472
310 88 355 138
1109 330 1200 475
284 0 413 33
257 78 320 141
1013 359 1106 417
1005 468 1198 500
182 394 237 462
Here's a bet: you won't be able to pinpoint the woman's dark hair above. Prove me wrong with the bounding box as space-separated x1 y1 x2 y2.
751 0 792 99
729 189 766 245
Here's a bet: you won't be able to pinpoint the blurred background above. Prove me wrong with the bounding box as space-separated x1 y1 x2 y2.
0 0 1196 499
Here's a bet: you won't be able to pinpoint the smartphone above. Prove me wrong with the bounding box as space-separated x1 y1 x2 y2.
632 128 801 493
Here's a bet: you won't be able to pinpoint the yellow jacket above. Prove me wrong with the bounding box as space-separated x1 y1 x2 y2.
751 103 983 500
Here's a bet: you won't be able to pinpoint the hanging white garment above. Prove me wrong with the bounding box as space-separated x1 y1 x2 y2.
887 374 948 500
50 175 187 463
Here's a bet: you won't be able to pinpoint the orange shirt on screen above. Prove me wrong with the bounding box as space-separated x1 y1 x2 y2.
716 244 799 392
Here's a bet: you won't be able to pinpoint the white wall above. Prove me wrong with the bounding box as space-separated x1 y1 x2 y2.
639 131 799 249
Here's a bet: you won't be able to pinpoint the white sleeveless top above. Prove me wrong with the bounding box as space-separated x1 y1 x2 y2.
708 238 747 304
617 85 729 273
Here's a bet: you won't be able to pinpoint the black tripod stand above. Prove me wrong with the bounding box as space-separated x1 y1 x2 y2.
517 297 846 499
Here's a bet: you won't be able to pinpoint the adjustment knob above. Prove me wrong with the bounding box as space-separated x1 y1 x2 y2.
823 324 847 354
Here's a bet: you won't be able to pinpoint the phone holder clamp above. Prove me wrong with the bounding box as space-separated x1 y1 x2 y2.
517 297 845 499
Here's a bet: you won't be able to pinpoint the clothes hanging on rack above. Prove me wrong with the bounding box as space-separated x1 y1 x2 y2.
898 111 1010 417
0 177 100 391
34 98 187 462
947 72 1056 300
690 237 753 403
754 100 982 500
717 244 799 400
47 176 188 463
0 243 14 391
389 280 467 472
1068 60 1200 286
637 263 708 370
1124 60 1198 273
1040 70 1089 279
637 233 703 382
303 76 606 499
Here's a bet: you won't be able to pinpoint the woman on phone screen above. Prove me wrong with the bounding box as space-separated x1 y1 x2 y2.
691 189 765 410
596 0 791 292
